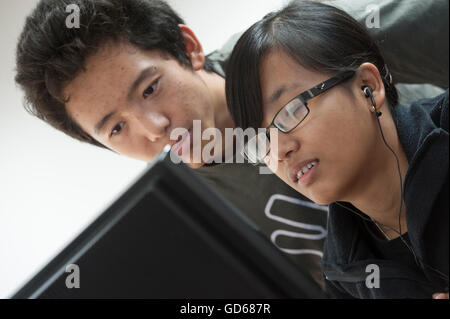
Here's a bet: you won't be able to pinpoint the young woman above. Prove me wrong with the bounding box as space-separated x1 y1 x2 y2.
225 1 449 298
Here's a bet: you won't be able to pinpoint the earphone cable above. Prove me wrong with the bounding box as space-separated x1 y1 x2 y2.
335 96 448 283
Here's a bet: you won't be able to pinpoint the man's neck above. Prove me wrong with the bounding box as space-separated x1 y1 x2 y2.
198 70 235 164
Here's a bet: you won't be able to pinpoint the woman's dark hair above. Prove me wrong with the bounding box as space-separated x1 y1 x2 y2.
226 0 398 130
15 0 210 149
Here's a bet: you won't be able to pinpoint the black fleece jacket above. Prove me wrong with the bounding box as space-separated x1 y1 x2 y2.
321 90 449 299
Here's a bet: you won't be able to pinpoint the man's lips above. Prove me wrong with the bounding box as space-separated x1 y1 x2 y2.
289 158 320 183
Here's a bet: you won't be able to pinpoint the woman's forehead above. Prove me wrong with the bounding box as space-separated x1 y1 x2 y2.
259 50 324 104
258 50 327 125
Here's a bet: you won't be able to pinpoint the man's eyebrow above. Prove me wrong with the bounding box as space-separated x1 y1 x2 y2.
127 66 158 102
95 110 116 135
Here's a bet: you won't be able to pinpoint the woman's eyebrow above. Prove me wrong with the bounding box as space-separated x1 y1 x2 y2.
265 82 300 106
267 85 286 105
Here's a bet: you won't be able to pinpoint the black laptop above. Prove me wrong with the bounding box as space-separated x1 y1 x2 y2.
12 146 325 299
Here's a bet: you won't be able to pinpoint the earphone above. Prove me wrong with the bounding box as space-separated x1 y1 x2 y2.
362 86 382 117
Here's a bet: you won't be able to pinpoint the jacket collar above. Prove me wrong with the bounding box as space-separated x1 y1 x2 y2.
392 95 449 262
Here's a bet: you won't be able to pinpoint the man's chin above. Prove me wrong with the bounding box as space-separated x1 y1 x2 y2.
185 160 206 169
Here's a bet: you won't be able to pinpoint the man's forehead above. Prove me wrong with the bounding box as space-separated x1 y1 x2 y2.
64 44 161 107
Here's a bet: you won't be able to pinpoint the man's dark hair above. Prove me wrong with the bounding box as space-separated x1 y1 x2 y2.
225 0 398 130
15 0 202 149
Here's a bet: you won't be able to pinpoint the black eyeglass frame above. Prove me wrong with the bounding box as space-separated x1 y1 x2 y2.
265 70 356 135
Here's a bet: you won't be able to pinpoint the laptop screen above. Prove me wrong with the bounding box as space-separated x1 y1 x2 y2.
12 147 325 299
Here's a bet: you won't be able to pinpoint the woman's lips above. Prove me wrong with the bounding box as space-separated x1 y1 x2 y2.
289 158 320 185
297 161 319 186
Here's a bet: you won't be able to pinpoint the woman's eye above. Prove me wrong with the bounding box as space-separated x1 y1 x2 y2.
110 122 125 137
143 79 159 99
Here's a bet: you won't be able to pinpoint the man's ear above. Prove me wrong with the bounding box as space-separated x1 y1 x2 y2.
357 63 386 112
179 24 205 71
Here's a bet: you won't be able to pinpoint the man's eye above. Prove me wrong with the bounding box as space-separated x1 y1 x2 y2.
110 122 125 137
143 79 159 99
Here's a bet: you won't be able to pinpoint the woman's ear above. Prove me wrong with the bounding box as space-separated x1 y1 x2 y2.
178 24 205 71
357 63 386 113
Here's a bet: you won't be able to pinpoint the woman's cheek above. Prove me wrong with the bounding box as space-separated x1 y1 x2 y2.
266 156 289 184
274 166 292 189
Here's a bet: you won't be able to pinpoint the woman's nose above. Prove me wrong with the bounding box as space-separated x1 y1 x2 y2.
271 130 300 162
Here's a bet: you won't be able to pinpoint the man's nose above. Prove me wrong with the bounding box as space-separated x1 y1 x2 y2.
138 111 170 142
271 129 300 162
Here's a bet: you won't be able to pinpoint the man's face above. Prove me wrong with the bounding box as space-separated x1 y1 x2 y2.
64 40 217 167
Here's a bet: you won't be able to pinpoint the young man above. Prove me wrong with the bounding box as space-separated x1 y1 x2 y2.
15 0 448 290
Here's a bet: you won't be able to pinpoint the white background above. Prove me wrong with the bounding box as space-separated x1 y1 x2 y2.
0 0 286 298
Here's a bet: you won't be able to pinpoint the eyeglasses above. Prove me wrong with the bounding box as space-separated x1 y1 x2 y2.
243 70 356 164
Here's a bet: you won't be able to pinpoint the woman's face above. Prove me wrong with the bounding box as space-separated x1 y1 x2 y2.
259 49 381 205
